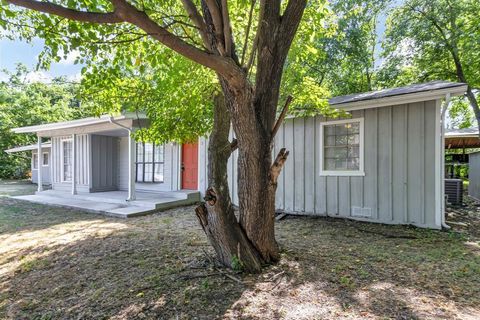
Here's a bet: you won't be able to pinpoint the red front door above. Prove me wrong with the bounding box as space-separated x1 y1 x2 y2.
181 143 198 190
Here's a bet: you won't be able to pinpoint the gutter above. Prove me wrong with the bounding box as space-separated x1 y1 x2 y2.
440 93 451 230
108 117 135 202
108 117 132 133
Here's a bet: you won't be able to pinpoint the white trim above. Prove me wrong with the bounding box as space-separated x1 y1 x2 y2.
37 136 43 192
434 99 442 228
332 86 467 111
12 115 128 133
319 118 365 176
5 143 51 153
71 133 77 195
42 152 49 166
60 138 73 183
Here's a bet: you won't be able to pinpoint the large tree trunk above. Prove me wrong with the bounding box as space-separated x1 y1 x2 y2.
195 94 263 272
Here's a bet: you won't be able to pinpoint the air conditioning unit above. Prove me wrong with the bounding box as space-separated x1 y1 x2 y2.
445 179 463 206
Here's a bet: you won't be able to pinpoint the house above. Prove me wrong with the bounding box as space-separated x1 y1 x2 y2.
199 81 467 229
6 114 201 217
6 81 467 228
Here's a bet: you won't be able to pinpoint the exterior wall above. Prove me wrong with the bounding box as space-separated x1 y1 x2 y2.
469 152 480 200
199 100 441 229
31 149 51 184
117 137 181 192
90 135 119 192
51 134 90 193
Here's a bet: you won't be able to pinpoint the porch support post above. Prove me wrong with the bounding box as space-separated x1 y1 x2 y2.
72 133 77 195
37 135 43 192
128 131 136 201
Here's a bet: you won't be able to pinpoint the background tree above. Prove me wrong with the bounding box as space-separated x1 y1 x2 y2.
380 0 480 129
2 0 332 272
294 0 389 97
0 64 90 179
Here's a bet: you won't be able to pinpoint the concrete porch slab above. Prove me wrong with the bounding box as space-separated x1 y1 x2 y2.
11 190 201 218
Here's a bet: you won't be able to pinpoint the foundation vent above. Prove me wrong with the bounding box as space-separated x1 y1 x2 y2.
351 206 372 218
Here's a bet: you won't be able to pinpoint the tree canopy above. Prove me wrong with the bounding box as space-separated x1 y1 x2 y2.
0 64 91 178
380 0 480 128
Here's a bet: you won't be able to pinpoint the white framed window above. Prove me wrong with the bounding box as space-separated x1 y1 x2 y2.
320 118 364 176
32 153 38 169
135 142 164 183
42 152 49 166
61 139 73 182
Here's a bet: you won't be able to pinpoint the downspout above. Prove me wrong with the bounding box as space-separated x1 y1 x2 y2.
109 117 136 201
440 93 451 229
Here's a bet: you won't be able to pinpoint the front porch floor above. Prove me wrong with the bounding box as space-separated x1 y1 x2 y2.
12 189 200 218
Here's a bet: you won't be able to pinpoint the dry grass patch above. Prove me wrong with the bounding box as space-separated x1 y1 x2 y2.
0 181 479 319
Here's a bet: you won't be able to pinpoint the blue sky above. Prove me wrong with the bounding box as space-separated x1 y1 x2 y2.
0 38 82 81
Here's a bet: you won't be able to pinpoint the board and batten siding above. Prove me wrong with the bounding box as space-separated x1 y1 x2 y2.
199 100 441 229
51 134 90 193
469 152 480 201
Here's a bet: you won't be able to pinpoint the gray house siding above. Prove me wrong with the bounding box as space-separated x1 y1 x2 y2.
51 134 90 193
469 152 480 200
90 135 119 192
31 149 51 184
200 99 441 229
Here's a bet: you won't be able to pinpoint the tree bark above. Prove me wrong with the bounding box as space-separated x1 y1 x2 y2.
195 94 263 273
7 0 307 273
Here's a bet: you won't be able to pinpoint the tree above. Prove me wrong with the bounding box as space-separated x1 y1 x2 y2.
381 0 480 129
2 0 331 272
0 64 89 178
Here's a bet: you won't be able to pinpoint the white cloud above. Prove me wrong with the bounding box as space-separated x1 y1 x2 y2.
67 72 82 82
58 50 80 65
25 70 53 83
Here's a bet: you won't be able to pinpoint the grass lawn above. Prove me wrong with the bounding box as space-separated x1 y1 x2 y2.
0 181 479 319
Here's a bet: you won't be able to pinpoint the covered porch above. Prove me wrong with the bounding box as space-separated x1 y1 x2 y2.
12 189 200 218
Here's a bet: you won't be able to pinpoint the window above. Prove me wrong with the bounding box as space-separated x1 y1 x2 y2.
136 142 164 183
320 118 364 176
42 152 49 166
33 153 38 169
62 140 73 182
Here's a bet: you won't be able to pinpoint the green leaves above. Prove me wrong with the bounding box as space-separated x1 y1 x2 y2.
0 64 93 178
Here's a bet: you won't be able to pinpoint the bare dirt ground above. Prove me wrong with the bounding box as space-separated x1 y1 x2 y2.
0 180 479 319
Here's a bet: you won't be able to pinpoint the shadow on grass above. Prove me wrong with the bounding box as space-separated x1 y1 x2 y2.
0 205 245 319
1 198 479 319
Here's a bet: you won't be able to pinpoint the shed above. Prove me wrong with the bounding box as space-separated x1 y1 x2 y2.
199 81 468 229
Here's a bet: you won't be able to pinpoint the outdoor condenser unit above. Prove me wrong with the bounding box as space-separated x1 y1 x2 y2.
445 179 463 206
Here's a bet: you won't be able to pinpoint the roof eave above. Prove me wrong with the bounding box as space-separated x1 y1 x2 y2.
331 85 468 111
11 115 129 134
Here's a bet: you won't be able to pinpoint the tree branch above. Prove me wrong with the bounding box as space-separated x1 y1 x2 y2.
6 0 123 23
271 95 293 140
270 148 289 185
205 0 224 45
221 0 232 56
7 0 246 87
240 0 257 66
180 0 210 49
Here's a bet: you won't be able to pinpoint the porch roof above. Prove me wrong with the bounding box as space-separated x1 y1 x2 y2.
445 128 480 149
11 112 147 134
5 142 51 153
